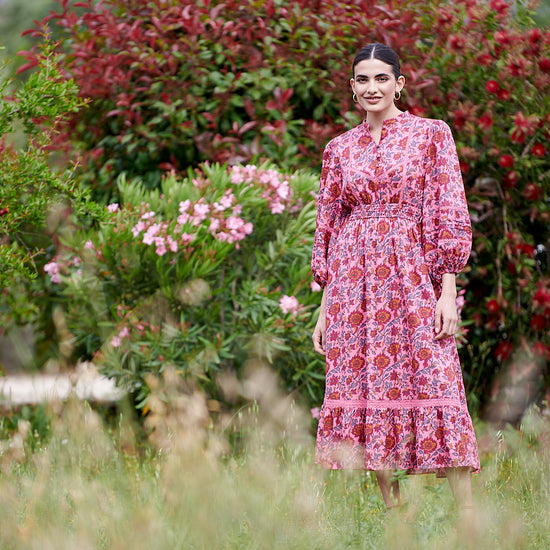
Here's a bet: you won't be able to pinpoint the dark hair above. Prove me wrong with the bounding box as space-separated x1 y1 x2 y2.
352 43 401 80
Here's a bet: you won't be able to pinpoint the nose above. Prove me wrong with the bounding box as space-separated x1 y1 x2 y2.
367 80 378 95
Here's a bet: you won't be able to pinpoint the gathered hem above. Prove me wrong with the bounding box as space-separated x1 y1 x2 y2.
315 402 480 474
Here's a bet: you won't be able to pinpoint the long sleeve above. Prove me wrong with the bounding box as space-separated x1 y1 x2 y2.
311 140 346 288
422 121 472 287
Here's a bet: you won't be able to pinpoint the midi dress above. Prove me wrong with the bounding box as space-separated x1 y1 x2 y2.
311 111 480 475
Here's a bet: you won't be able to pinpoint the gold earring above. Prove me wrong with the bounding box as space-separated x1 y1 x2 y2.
353 93 358 103
394 90 402 101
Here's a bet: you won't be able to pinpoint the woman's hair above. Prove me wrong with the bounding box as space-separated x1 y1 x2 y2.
352 43 401 80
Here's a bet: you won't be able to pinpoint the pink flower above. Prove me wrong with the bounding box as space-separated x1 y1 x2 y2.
44 261 61 283
270 202 285 214
310 281 322 292
179 200 191 213
155 236 167 256
209 218 221 233
110 336 121 348
226 215 244 230
181 232 194 244
279 295 299 315
166 235 178 252
119 327 130 338
107 203 119 213
143 223 161 245
132 220 146 237
310 407 321 420
214 192 234 211
190 203 209 226
84 240 94 250
177 212 190 225
194 203 210 216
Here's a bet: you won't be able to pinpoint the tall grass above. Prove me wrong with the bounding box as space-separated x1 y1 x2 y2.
0 365 549 550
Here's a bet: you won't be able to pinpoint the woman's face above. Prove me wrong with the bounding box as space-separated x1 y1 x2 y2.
350 58 405 116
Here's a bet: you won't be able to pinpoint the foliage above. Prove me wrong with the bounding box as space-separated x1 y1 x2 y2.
0 39 101 327
0 371 550 549
43 162 324 409
20 0 451 196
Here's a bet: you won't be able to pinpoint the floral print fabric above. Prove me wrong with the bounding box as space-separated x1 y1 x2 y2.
311 112 480 475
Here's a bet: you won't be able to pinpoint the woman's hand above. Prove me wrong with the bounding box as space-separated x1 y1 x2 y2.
312 287 327 354
435 273 458 340
312 315 327 355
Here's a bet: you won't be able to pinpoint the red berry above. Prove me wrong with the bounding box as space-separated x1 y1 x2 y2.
498 154 514 169
531 315 546 331
532 143 546 157
486 298 500 314
533 342 549 358
495 341 513 362
524 183 541 201
503 171 519 188
486 80 499 93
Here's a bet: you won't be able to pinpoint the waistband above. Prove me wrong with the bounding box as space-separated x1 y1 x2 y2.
348 202 422 222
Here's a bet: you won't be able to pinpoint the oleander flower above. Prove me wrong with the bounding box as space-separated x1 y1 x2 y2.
279 295 299 315
43 261 62 283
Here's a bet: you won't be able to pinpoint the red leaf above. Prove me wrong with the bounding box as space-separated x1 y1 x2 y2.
16 60 40 75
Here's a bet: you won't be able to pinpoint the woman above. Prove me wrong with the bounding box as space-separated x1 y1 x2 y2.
311 43 479 513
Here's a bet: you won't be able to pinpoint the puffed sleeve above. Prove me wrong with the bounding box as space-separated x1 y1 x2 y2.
422 120 472 288
311 139 346 288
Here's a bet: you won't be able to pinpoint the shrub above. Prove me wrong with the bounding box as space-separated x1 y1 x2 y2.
0 39 101 330
21 0 446 196
45 162 324 410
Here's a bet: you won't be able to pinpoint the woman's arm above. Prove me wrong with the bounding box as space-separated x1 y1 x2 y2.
434 272 458 340
312 287 327 354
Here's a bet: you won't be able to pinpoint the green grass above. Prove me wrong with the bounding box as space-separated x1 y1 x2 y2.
0 383 549 550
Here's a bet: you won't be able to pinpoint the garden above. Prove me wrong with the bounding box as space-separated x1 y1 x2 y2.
0 0 549 548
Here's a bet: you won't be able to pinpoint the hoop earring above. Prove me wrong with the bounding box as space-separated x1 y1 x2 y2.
394 90 402 101
353 93 358 103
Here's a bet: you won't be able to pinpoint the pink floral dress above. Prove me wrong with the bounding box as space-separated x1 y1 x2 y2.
311 111 480 475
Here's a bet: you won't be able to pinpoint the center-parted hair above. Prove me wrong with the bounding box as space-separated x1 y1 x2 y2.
352 43 401 80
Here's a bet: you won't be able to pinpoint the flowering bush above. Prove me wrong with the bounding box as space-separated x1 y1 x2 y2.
45 163 323 409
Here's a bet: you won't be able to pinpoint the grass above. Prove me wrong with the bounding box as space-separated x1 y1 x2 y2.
0 367 549 550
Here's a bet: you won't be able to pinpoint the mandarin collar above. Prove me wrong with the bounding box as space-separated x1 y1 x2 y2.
362 110 409 133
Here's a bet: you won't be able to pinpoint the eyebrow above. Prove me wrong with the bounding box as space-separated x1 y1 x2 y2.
354 73 391 79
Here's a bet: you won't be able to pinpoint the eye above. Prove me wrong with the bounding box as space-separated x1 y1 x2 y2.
377 77 389 82
356 77 366 83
